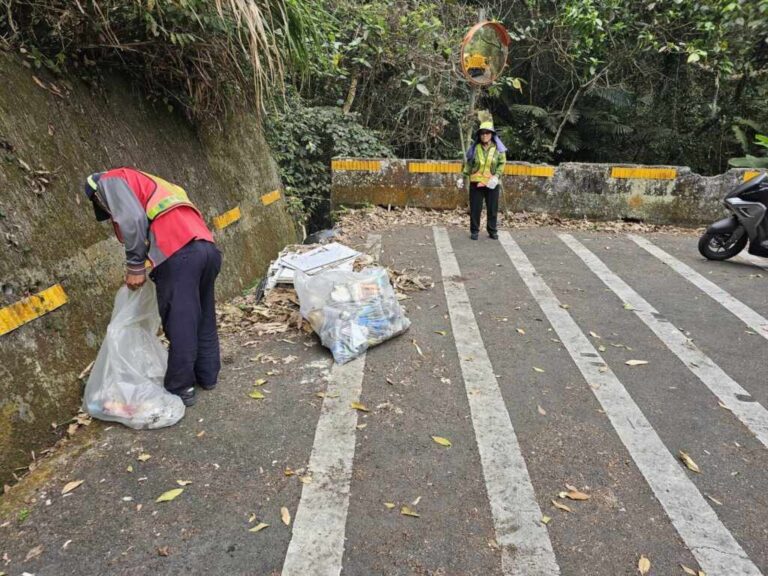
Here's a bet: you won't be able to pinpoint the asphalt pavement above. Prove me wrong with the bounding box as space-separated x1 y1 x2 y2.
2 223 768 576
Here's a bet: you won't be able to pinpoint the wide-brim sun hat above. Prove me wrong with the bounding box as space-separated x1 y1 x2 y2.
475 120 496 137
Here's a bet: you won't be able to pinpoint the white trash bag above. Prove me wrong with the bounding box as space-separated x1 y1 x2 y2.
295 266 411 364
83 283 185 429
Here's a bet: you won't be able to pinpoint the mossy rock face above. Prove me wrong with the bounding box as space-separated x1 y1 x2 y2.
0 53 297 484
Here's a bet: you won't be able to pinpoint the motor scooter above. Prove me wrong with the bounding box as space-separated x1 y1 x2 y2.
699 172 768 260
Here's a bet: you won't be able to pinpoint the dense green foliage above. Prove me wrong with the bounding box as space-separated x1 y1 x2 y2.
265 93 393 227
3 0 768 227
0 0 322 118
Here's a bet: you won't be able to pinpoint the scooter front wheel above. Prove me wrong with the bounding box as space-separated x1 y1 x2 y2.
698 229 747 260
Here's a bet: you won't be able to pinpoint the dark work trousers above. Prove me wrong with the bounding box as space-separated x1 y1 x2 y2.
469 182 500 235
150 240 222 393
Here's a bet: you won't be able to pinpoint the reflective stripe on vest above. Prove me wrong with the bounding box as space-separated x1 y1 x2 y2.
142 172 200 221
469 145 497 184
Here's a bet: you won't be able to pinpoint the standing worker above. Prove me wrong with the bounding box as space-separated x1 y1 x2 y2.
457 121 507 240
83 168 221 407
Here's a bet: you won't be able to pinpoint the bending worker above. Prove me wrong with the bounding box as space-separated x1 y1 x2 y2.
84 168 221 407
457 121 507 240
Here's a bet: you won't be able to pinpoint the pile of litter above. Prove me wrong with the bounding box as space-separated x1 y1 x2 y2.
218 240 432 360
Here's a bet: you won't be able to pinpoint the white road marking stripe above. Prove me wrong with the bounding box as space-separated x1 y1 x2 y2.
561 233 768 448
500 231 762 576
629 234 768 341
282 235 381 576
433 227 560 576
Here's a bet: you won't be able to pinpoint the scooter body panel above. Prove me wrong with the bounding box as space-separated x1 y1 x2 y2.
724 198 766 240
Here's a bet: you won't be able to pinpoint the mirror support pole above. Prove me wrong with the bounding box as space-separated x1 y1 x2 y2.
463 8 485 151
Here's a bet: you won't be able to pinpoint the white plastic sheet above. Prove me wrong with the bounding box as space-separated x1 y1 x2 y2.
83 284 184 429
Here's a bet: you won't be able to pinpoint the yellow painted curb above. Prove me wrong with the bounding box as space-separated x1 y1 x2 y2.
0 284 68 336
213 206 241 231
261 190 282 206
503 165 555 178
331 159 381 172
408 162 462 174
611 167 676 180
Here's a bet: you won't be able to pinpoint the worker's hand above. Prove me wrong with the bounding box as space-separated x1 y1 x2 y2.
125 272 146 291
456 177 464 189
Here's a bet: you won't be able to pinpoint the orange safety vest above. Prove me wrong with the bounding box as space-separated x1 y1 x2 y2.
142 172 200 221
469 145 497 185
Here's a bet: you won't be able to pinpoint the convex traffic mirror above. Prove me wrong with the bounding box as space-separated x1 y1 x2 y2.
460 21 511 86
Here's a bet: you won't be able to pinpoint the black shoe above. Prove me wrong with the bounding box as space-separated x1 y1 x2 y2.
174 386 197 407
199 382 217 391
470 233 478 240
489 233 498 240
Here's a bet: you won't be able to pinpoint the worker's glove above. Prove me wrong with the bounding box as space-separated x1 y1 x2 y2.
487 176 499 189
456 177 464 189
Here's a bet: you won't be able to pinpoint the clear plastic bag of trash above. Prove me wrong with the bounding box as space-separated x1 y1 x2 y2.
295 267 411 364
83 283 184 429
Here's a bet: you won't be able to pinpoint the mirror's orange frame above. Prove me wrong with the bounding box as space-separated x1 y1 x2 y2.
459 21 511 86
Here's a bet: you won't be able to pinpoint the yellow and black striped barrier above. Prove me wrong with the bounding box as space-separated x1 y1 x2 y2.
213 206 241 231
408 162 462 174
0 284 68 337
610 167 677 180
261 190 282 206
331 159 381 172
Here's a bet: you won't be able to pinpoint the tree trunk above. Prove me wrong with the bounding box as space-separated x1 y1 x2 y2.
342 76 358 115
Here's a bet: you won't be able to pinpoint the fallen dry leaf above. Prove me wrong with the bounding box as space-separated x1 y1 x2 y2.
533 367 545 373
706 494 722 506
176 480 193 486
638 555 651 575
157 546 170 557
679 451 701 473
540 515 552 525
563 489 590 501
434 330 447 336
61 480 84 495
156 488 184 503
412 339 424 357
624 303 635 310
537 405 547 416
431 436 452 447
24 544 43 562
589 331 601 339
248 390 265 400
281 506 291 526
284 468 295 477
625 360 648 366
249 522 269 533
196 431 206 438
551 499 572 513
137 453 151 462
126 465 134 473
516 328 526 335
680 565 698 575
254 379 267 386
400 505 420 518
350 402 370 412
384 502 396 509
249 513 257 523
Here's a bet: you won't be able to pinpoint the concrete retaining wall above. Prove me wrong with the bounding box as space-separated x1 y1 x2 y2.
0 53 298 483
331 158 760 225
